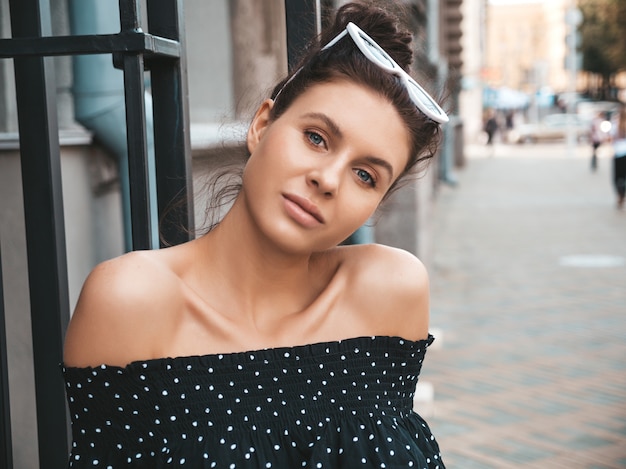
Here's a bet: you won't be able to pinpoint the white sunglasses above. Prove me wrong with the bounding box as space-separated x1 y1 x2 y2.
276 22 449 124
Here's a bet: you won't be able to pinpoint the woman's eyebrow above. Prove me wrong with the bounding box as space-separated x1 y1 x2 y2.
363 156 394 181
301 112 343 138
301 112 395 181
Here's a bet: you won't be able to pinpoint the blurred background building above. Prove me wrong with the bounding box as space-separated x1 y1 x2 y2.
479 0 626 140
484 0 571 93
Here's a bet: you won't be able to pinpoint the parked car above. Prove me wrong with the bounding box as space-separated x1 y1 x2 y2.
508 113 590 144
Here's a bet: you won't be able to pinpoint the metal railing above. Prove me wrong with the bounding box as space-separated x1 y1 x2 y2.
0 0 193 466
0 244 12 468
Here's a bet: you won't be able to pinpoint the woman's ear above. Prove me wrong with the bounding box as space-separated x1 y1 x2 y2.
247 99 274 154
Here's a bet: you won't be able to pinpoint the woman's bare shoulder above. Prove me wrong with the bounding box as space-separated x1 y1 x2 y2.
63 249 181 367
335 243 430 340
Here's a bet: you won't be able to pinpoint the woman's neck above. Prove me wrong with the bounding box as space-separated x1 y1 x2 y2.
192 199 333 326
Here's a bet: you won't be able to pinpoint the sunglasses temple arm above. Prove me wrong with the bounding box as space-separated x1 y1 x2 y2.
275 29 349 101
273 66 302 101
321 29 349 51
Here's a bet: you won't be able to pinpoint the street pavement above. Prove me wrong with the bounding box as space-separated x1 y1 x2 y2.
416 141 626 468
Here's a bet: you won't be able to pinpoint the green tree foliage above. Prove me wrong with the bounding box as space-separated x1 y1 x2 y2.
579 0 626 93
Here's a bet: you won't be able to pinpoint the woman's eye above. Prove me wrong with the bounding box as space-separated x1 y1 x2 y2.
355 169 376 187
306 131 325 147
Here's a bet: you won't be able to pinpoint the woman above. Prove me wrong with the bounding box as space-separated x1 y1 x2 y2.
611 106 626 209
62 2 448 467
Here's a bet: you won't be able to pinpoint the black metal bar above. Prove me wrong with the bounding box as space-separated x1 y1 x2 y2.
0 245 13 469
8 0 71 465
120 0 142 31
0 32 180 59
121 0 153 250
284 0 321 70
146 0 195 247
123 54 152 250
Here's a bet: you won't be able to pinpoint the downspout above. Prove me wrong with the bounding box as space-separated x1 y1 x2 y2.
68 0 158 251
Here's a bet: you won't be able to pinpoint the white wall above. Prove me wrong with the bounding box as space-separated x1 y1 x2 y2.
459 0 486 143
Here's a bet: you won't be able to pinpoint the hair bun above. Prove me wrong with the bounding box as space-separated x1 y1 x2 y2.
326 1 413 71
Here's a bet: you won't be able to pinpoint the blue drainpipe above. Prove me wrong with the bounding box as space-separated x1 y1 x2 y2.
68 0 158 251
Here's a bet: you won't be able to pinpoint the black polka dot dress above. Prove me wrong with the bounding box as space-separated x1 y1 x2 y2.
62 335 445 468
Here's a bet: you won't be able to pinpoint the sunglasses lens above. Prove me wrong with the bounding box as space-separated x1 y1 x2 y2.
406 79 441 115
359 33 396 69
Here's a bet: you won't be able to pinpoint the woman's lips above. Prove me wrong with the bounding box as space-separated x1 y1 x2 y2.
282 193 325 227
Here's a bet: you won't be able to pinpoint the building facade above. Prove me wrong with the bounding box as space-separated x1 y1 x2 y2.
484 0 572 95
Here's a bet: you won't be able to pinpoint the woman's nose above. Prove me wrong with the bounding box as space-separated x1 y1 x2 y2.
306 164 341 197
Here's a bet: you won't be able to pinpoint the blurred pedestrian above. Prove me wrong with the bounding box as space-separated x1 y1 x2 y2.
484 109 498 146
590 111 607 171
504 110 514 143
610 106 626 209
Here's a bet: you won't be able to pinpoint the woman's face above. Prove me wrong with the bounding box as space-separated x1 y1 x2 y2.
242 79 411 253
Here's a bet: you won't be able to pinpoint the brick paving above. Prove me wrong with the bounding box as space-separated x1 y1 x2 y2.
417 142 626 468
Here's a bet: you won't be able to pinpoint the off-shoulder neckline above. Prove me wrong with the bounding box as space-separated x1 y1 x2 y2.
62 334 435 372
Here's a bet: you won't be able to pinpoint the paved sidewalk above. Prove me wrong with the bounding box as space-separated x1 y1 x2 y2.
418 142 626 468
